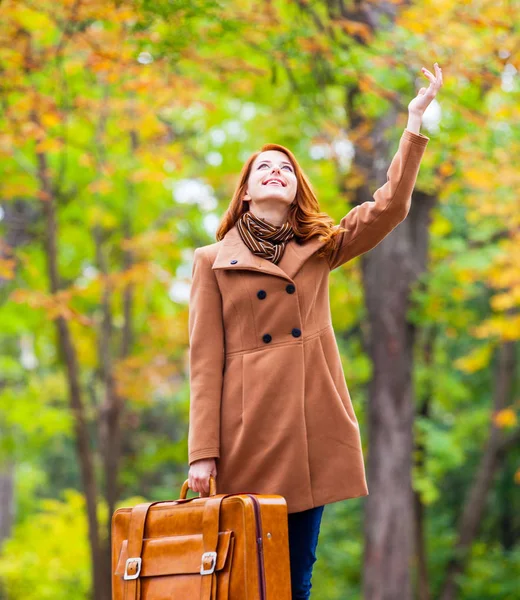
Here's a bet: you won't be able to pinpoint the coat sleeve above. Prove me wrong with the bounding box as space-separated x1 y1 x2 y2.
187 247 225 465
326 128 430 271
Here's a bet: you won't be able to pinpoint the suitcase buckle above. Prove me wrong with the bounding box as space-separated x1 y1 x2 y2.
200 551 217 575
124 557 142 580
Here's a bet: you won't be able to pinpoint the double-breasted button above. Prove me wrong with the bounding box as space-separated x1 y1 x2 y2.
257 290 267 300
286 284 296 294
230 259 238 264
262 333 272 343
291 328 301 338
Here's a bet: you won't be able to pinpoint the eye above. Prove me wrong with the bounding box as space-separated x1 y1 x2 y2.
257 162 293 171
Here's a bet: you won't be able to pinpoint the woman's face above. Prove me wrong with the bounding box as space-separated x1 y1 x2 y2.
245 150 297 207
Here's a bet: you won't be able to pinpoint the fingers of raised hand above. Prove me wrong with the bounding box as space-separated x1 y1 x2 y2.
421 62 443 95
435 62 443 85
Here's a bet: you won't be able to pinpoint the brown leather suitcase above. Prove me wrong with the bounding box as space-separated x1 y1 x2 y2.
111 475 292 599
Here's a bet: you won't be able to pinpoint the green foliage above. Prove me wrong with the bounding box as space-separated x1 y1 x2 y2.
313 500 364 600
0 489 91 600
457 543 520 600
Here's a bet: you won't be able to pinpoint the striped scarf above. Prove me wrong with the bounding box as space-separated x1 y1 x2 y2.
236 210 296 264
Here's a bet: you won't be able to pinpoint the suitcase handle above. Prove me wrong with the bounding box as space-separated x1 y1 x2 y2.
180 474 217 499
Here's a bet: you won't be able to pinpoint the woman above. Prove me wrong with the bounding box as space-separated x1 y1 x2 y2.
187 63 443 599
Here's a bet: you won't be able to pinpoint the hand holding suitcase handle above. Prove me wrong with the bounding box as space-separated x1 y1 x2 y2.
182 472 217 499
187 458 218 496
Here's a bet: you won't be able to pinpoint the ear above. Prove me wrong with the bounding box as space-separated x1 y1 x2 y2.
243 191 251 201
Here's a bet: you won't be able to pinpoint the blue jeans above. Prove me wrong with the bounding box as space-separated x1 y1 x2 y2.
287 505 325 600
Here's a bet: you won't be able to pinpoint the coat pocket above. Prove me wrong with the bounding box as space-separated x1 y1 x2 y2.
317 329 359 427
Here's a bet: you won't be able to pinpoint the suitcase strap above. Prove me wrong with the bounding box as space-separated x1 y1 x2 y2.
123 494 231 600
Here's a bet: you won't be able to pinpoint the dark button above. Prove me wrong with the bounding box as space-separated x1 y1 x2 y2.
262 333 272 343
286 284 296 294
257 290 267 300
230 259 238 264
291 328 301 338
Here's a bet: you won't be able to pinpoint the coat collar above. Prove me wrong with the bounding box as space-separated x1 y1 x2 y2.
211 223 327 281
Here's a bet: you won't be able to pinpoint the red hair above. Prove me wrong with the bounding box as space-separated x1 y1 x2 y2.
215 143 347 259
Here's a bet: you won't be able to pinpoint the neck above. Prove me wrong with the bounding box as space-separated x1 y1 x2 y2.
249 206 289 227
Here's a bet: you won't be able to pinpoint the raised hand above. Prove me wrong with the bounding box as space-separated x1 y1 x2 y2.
408 62 443 116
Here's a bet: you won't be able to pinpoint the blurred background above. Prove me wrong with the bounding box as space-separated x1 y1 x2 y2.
0 1 518 599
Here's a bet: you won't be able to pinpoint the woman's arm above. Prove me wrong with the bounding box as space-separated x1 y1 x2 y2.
327 61 443 271
326 127 429 271
187 247 225 465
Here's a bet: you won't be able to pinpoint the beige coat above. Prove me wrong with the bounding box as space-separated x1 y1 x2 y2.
188 128 429 513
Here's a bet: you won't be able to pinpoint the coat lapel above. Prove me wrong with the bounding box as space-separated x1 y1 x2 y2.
211 223 327 281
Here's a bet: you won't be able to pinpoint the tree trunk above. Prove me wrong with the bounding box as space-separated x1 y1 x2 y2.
0 461 14 544
361 167 436 599
35 129 109 600
94 121 138 597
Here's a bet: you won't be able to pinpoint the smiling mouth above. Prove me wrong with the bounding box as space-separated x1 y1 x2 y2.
263 179 286 187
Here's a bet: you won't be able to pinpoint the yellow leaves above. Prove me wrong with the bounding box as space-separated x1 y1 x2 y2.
455 343 494 373
438 161 456 178
0 133 13 155
69 320 97 369
20 120 46 140
337 19 372 42
79 153 95 168
457 268 480 285
89 58 117 74
297 36 333 57
41 113 62 129
0 178 37 199
121 230 177 257
474 314 520 341
430 213 452 237
10 289 94 326
493 408 518 429
0 47 24 71
114 263 156 289
113 352 179 403
35 138 63 153
0 257 16 280
464 169 496 191
7 4 54 34
128 168 153 183
134 111 165 138
451 287 467 302
491 292 517 312
81 263 161 299
63 57 85 76
111 6 139 24
487 248 520 289
515 468 520 485
425 296 445 317
87 179 114 197
357 74 399 104
476 242 520 340
406 21 429 34
86 205 118 229
343 166 369 190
